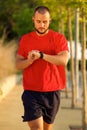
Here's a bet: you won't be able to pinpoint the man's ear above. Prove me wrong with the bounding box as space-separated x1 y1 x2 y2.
49 18 52 24
32 17 34 22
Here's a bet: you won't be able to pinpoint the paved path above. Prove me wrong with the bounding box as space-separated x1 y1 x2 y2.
0 85 82 130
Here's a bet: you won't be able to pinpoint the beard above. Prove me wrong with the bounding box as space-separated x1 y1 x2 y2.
34 27 49 35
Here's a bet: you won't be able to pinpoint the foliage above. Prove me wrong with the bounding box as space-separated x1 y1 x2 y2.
12 4 34 37
0 0 38 39
0 0 87 39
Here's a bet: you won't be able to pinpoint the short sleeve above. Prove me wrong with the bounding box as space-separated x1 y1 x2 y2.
17 36 26 57
55 33 69 54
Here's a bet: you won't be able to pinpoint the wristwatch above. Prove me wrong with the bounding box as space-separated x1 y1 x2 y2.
39 52 44 59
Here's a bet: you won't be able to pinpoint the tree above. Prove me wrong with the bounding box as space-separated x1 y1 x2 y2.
12 4 34 37
0 0 21 40
81 6 87 130
68 7 76 108
74 8 80 100
0 0 38 40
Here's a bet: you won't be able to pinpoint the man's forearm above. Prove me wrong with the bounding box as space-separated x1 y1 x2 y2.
43 51 69 66
17 50 69 69
16 58 32 70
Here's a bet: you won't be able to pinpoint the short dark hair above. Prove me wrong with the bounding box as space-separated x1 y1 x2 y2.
34 6 50 15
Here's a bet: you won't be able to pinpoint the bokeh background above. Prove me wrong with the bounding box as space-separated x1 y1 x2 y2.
0 0 87 130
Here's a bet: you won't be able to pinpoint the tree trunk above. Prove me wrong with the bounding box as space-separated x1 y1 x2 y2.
58 8 64 34
58 19 64 34
75 8 79 100
81 8 87 130
65 67 69 98
68 8 76 108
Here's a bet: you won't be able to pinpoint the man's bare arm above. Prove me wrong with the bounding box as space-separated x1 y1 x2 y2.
29 50 69 66
16 54 35 70
43 51 69 66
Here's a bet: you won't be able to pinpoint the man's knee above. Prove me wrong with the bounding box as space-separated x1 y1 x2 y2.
29 125 42 130
27 117 43 130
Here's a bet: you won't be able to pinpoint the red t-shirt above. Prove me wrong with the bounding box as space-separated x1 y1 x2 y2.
18 30 69 92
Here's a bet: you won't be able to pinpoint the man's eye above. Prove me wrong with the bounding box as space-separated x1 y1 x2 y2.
43 21 47 24
37 20 40 23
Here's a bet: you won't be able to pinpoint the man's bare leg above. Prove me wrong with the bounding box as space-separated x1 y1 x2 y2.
43 121 53 130
28 116 43 130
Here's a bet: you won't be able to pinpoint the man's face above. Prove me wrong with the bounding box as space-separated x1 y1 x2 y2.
32 11 51 35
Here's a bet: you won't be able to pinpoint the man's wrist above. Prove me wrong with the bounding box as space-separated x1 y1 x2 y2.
39 52 44 59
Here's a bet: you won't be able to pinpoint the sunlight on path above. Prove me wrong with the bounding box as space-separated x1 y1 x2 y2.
0 85 82 130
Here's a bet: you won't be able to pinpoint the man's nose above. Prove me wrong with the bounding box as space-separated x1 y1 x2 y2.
40 22 44 27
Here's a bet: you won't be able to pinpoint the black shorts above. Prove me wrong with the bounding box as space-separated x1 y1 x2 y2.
21 90 60 124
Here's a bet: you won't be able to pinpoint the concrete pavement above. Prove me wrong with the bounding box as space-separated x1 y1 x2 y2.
0 85 82 130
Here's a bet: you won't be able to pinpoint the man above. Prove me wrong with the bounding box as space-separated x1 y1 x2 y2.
16 6 69 130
